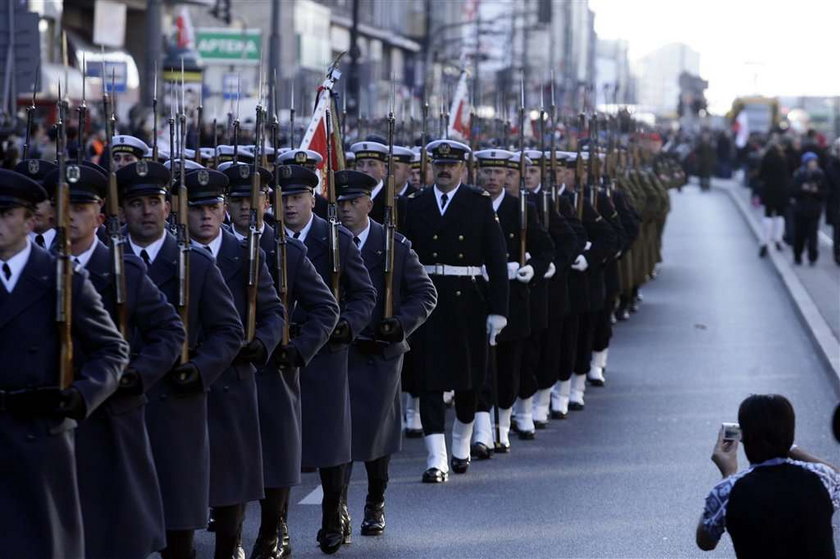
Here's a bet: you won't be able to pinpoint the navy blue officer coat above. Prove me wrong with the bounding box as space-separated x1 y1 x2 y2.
0 244 129 558
403 183 509 392
141 232 244 530
349 220 437 462
207 229 284 507
74 241 184 559
251 224 339 488
299 214 376 469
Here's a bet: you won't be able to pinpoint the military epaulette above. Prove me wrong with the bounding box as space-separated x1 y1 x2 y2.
463 184 490 197
408 191 420 199
594 216 603 222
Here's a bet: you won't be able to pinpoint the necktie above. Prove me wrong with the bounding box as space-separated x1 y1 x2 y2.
353 236 360 247
292 231 301 239
35 234 45 248
440 193 449 211
2 263 10 281
73 257 81 267
140 249 151 266
204 245 213 254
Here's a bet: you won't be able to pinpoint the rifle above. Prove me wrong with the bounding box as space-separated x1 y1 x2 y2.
289 79 295 147
517 76 527 267
245 77 265 343
539 88 549 229
549 75 559 213
77 55 87 165
194 86 203 163
22 62 39 160
175 62 191 364
152 64 159 161
102 70 128 337
420 100 429 189
55 84 74 389
325 107 340 298
383 81 397 320
271 114 290 345
574 114 585 219
232 76 241 163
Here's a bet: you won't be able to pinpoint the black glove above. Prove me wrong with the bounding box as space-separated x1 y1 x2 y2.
329 319 352 345
117 368 143 396
56 387 86 420
237 339 267 366
375 317 404 343
167 362 203 396
274 343 302 369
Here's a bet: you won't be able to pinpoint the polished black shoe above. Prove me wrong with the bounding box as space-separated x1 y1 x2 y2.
759 245 768 258
517 429 535 440
317 528 343 555
451 456 470 474
360 502 385 536
493 441 510 454
340 503 352 544
277 518 291 558
794 255 803 265
249 533 279 559
404 428 423 439
421 467 448 483
470 442 493 460
549 410 566 420
569 402 584 411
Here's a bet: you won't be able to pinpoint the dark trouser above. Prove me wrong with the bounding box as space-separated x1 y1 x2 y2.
212 504 245 559
592 298 617 352
478 339 524 411
834 222 840 259
258 486 291 540
519 327 546 398
792 214 820 262
420 390 477 433
343 455 390 505
557 312 580 382
574 312 597 376
319 464 346 527
161 530 194 559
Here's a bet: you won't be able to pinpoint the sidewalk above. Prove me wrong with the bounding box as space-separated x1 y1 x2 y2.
715 177 840 381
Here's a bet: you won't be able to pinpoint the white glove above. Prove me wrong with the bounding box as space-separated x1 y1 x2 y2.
515 264 534 283
571 254 589 272
584 241 592 251
486 314 508 346
543 262 556 279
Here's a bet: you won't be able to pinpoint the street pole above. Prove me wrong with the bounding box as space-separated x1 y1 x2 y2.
143 0 162 108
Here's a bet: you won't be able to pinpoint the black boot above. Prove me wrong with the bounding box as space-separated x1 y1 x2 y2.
277 516 291 558
317 505 344 555
340 501 352 544
360 501 385 536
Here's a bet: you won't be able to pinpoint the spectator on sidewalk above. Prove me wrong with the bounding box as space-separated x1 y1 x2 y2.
694 132 716 191
757 137 789 257
790 152 826 265
823 139 840 266
696 394 839 558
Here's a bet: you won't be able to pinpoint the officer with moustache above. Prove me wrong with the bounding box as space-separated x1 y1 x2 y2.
281 164 376 553
403 140 508 482
470 150 553 455
42 164 184 559
0 169 129 558
335 169 437 536
117 160 244 559
187 165 285 559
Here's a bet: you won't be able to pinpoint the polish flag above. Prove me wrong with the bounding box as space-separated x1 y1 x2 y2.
298 87 345 195
175 7 195 49
447 70 471 141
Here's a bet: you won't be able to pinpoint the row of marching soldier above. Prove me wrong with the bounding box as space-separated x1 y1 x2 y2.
0 73 683 559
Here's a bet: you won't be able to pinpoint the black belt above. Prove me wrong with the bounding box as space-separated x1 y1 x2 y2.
0 387 62 415
353 338 389 356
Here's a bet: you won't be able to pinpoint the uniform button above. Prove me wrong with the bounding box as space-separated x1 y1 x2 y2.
509 233 514 238
458 235 464 241
455 290 461 296
432 234 438 240
223 385 230 392
506 253 510 258
26 434 35 441
432 252 437 258
458 253 463 259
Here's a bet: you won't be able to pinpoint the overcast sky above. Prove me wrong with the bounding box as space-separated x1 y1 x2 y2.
589 0 840 114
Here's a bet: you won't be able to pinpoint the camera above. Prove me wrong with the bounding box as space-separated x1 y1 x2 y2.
722 422 741 442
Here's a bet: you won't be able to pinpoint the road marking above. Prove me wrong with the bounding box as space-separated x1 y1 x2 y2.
298 485 323 505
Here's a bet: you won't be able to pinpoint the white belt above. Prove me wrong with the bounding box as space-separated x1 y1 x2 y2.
479 262 520 281
424 264 482 277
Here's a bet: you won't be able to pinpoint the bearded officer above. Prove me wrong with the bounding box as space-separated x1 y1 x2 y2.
335 169 437 536
403 139 509 482
42 164 184 559
0 169 129 558
117 160 244 559
281 163 376 553
188 165 285 558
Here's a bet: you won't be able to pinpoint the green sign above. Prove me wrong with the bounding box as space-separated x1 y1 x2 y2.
196 28 261 64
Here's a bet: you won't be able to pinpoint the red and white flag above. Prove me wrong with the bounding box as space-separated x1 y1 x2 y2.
299 80 345 194
447 70 471 141
174 7 195 49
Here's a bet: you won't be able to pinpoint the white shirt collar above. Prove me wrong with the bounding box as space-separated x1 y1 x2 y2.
286 213 314 242
532 184 542 194
491 189 505 212
30 228 56 248
128 231 167 264
433 183 461 215
0 238 33 293
231 222 266 243
398 182 410 197
191 229 224 259
370 180 384 200
72 237 100 269
558 183 567 196
353 219 372 250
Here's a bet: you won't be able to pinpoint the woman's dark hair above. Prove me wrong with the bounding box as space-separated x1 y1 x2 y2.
738 394 795 464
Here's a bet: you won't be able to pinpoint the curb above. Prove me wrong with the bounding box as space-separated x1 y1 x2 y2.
719 182 840 390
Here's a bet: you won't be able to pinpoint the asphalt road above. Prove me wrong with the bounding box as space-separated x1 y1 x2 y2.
195 182 840 558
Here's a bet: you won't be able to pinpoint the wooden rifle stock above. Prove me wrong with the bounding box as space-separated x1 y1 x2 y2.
103 91 128 336
325 108 340 299
271 120 290 345
383 103 397 319
55 90 74 389
245 105 264 342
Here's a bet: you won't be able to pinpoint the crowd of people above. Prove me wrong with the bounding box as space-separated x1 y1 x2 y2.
0 99 689 559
